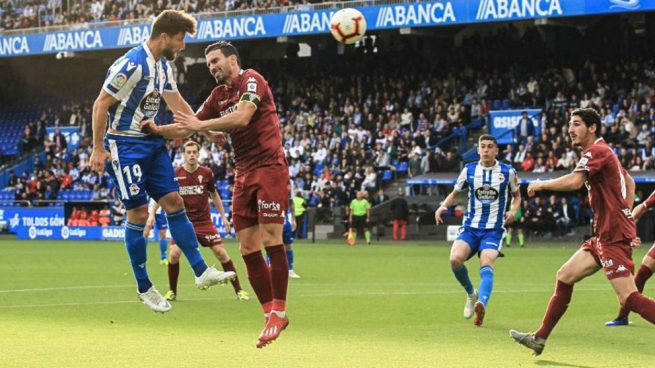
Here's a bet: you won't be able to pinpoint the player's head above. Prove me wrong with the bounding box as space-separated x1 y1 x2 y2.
477 134 499 164
183 140 200 166
150 10 196 61
204 41 241 84
569 108 601 147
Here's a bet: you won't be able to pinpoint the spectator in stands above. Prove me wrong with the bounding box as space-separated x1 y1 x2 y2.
53 128 67 151
372 188 388 206
361 167 377 193
514 111 535 145
556 196 576 236
390 189 409 241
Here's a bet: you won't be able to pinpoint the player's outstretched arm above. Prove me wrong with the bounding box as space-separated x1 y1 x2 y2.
527 172 586 197
140 120 193 139
174 101 257 132
435 189 458 225
90 91 118 173
632 189 655 221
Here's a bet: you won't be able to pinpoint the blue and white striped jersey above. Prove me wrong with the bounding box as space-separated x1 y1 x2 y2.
454 161 519 230
102 42 176 137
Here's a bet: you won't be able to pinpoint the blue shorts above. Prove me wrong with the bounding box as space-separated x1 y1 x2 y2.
105 134 178 210
456 226 505 259
155 212 168 230
283 216 294 245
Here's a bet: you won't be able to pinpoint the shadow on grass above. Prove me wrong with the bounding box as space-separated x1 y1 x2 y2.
535 360 595 368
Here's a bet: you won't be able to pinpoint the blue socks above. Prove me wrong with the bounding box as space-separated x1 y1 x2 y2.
166 209 207 277
286 249 294 270
452 264 474 295
479 265 494 307
159 238 168 260
125 222 152 293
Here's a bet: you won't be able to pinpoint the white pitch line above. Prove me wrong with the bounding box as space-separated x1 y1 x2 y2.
0 287 613 309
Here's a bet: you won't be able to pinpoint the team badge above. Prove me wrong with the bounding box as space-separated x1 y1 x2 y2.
247 77 257 92
130 183 140 196
198 175 203 183
497 173 505 182
110 73 127 89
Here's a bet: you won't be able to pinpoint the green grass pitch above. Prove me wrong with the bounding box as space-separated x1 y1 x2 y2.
0 239 653 367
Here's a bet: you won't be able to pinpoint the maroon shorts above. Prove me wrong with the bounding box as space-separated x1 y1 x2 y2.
232 165 290 232
581 237 634 280
170 220 223 248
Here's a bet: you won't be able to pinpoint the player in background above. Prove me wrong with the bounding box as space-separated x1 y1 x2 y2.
504 201 525 248
510 108 655 355
267 179 300 279
435 134 521 327
348 191 371 246
147 141 249 302
89 10 234 313
144 197 169 265
147 41 291 348
605 189 655 326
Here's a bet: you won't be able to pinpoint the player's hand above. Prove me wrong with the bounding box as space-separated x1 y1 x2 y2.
504 210 516 225
89 147 109 174
527 180 542 197
630 203 647 222
434 208 446 226
174 111 202 131
631 237 642 248
291 218 297 231
205 131 227 146
222 218 231 233
144 216 154 238
140 119 159 134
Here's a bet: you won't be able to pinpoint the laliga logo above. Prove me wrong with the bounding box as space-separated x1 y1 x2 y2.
28 226 37 240
609 0 640 9
61 226 70 240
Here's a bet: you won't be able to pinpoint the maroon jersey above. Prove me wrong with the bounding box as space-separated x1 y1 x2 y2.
175 166 215 223
196 69 286 176
573 138 636 243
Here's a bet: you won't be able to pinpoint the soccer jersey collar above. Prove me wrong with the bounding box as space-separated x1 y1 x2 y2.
230 69 245 89
478 160 499 170
594 137 605 144
142 42 156 62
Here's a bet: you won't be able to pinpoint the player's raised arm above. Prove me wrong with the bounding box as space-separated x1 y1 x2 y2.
632 189 655 221
527 172 586 197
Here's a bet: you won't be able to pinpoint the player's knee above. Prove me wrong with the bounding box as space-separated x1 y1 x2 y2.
450 257 464 269
169 250 181 263
128 210 149 225
556 267 574 284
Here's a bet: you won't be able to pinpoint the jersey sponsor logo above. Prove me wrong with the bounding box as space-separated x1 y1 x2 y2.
204 233 221 242
0 36 30 56
475 0 562 21
220 104 238 117
258 199 281 212
110 73 127 89
179 185 205 196
601 259 614 268
140 89 161 118
474 184 499 202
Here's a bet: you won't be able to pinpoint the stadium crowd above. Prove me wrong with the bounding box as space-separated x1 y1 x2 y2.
0 0 325 30
2 27 654 234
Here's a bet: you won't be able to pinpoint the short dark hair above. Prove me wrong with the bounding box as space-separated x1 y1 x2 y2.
571 108 601 137
183 140 200 152
478 134 498 146
150 10 196 39
205 41 241 67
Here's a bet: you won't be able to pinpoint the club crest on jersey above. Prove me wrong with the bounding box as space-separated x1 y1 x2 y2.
247 77 257 92
129 183 140 196
475 184 499 203
110 73 127 89
497 173 505 182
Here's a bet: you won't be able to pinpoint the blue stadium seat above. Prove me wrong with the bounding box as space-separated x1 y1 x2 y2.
397 162 408 173
382 170 392 182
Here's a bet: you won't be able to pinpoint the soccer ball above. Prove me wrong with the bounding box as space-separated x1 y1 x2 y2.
330 8 367 45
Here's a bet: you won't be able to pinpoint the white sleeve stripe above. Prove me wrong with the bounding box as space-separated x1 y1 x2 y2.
108 139 129 200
